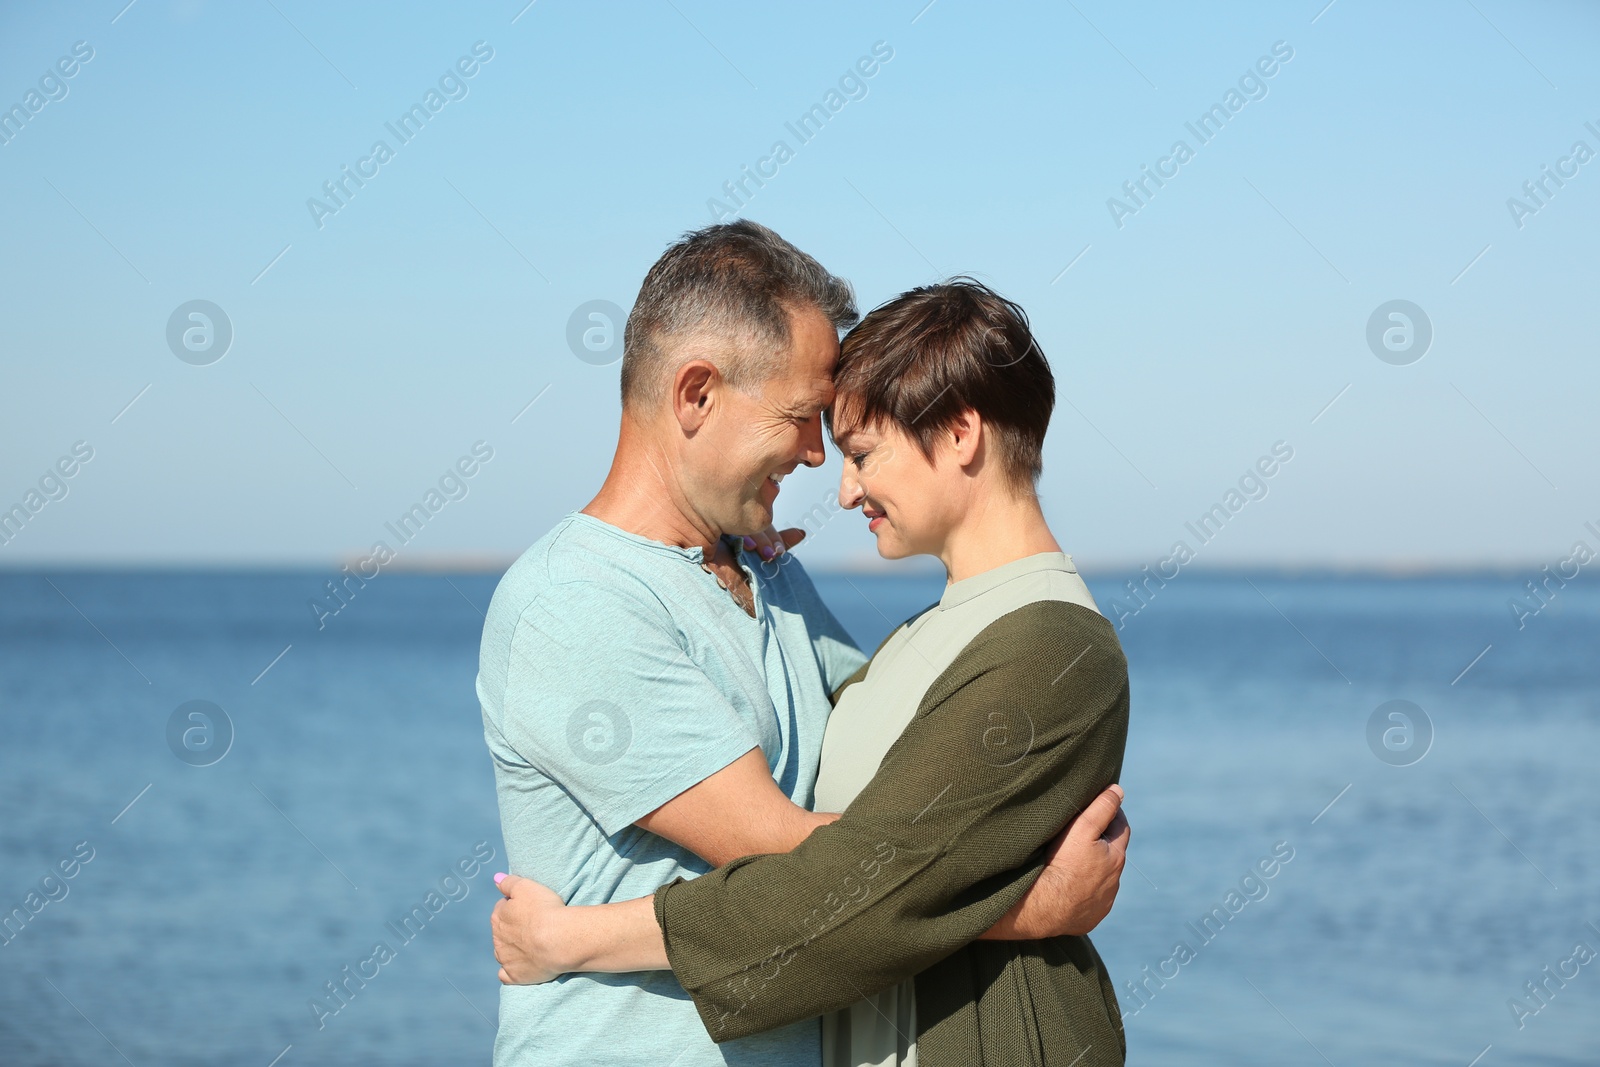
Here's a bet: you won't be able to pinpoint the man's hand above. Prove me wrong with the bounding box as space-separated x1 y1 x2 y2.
981 784 1130 940
492 873 571 985
741 525 805 562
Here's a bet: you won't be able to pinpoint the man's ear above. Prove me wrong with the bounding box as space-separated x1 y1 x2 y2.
672 360 720 431
947 408 984 469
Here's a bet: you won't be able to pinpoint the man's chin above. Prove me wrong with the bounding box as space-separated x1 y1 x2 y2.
725 502 774 540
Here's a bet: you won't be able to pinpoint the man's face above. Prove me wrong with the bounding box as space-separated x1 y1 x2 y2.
689 304 838 538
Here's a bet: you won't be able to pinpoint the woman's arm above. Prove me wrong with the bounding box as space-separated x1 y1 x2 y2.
492 879 668 983
975 786 1129 939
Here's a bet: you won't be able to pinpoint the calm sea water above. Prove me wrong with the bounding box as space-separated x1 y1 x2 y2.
1 566 1596 1065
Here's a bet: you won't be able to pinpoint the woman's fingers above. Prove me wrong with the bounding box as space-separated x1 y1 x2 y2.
742 525 806 561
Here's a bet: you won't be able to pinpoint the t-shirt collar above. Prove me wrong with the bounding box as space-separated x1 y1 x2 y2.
567 511 757 572
566 511 712 563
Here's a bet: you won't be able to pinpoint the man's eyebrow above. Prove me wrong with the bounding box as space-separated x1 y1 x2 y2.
788 396 829 417
792 387 831 415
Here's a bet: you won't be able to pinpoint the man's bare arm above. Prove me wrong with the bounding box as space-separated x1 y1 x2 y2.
634 748 837 866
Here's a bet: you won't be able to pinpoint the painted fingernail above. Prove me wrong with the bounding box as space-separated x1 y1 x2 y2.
742 536 756 549
494 872 506 885
760 546 773 560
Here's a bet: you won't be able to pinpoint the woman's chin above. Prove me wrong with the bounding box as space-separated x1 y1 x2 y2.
873 536 912 560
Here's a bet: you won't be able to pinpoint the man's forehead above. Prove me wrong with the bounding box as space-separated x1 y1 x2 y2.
758 369 833 414
764 306 837 402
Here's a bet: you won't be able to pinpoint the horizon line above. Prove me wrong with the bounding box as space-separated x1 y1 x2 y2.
0 554 1558 579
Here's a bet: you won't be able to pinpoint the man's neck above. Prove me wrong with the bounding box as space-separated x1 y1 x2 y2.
938 489 1061 585
582 416 720 557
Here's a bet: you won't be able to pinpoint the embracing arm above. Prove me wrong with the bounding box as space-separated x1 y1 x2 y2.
636 748 838 867
492 782 1125 982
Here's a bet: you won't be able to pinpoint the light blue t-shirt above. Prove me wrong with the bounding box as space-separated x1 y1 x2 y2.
477 512 866 1067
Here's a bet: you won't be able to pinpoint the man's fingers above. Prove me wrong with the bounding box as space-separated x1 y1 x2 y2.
1068 784 1124 841
1105 826 1129 866
498 966 511 985
1104 812 1131 862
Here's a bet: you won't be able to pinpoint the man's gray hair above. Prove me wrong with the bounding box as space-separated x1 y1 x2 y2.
620 220 858 408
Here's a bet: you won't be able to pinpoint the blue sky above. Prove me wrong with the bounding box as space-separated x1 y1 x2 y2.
2 0 1596 569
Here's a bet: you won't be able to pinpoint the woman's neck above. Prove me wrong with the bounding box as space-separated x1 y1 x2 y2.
938 488 1061 585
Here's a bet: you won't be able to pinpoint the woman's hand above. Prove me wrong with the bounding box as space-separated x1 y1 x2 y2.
492 874 672 980
492 873 573 984
740 525 806 562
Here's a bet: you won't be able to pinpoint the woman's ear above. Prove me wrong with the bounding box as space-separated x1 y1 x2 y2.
948 408 983 468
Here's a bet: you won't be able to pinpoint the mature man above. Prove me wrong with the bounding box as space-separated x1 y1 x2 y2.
476 221 1125 1066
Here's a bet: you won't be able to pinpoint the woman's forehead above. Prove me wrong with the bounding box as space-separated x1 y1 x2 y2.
827 397 884 443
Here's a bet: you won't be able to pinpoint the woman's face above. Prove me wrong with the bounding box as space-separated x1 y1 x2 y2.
833 413 961 560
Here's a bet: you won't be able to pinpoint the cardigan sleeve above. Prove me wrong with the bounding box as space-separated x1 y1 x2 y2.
653 599 1129 1042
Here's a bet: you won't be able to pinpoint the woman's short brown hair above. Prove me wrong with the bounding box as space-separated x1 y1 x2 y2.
828 279 1054 491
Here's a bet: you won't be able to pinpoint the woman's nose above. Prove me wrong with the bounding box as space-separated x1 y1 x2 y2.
837 468 864 510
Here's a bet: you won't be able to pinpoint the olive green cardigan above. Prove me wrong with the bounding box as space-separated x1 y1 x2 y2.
653 599 1130 1066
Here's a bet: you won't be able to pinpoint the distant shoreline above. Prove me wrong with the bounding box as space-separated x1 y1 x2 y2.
0 557 1551 580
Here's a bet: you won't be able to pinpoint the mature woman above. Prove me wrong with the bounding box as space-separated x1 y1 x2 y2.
495 280 1131 1067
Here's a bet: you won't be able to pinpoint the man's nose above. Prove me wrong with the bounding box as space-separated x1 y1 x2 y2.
798 415 826 468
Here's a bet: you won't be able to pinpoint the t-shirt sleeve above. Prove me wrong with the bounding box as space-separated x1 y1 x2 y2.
493 585 761 836
652 599 1130 1042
